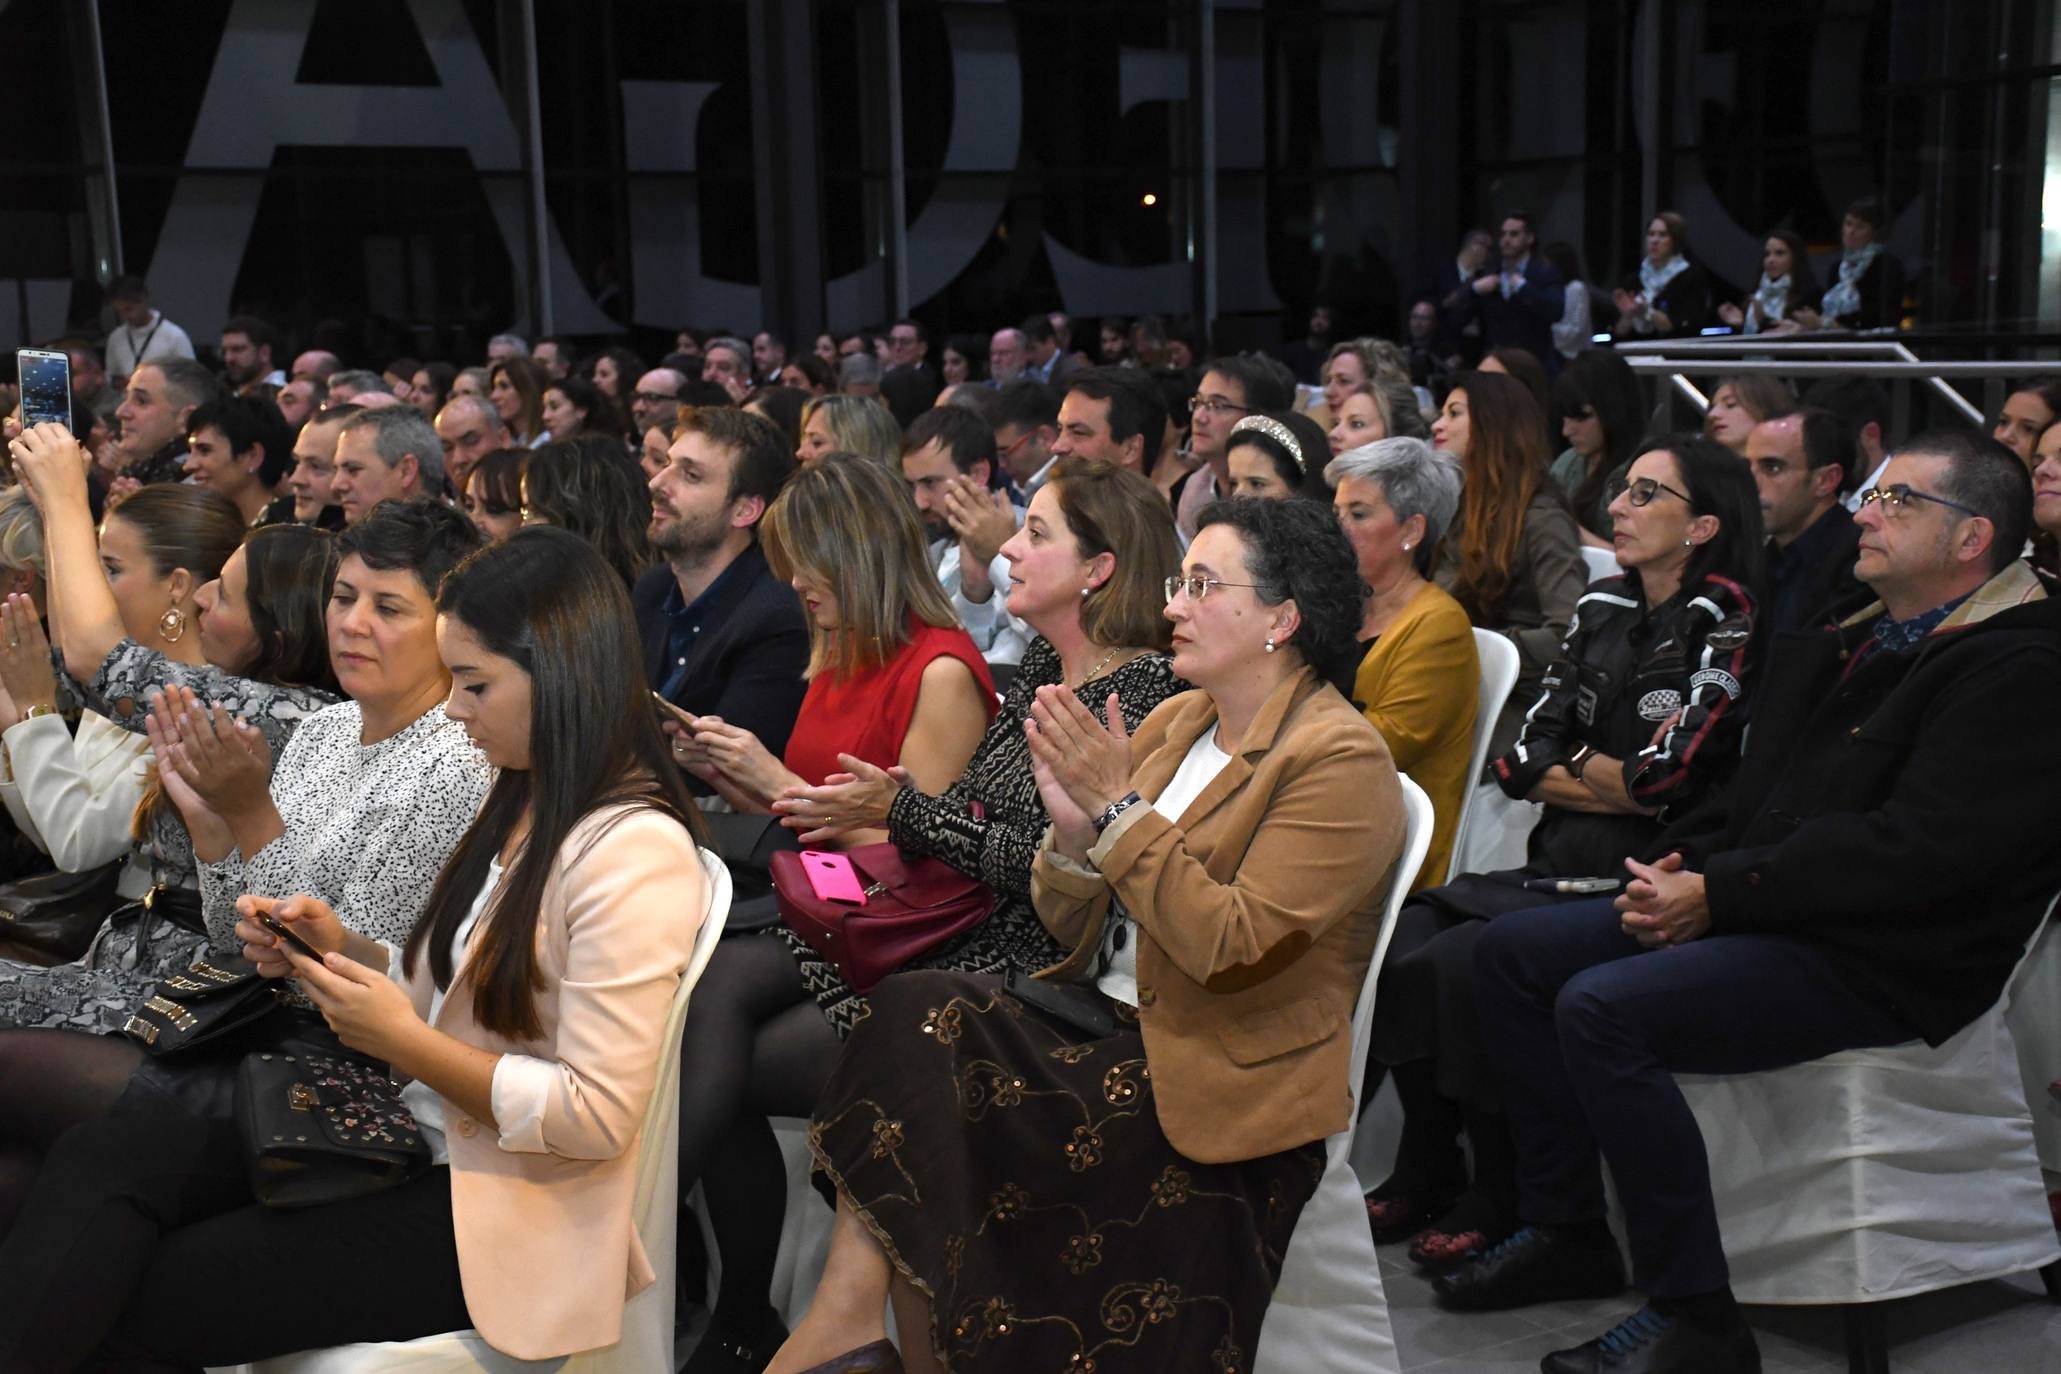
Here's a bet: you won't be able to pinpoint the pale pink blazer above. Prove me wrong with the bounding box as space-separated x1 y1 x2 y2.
399 802 707 1360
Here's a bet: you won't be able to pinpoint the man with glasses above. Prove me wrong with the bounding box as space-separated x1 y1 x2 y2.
630 367 686 436
882 318 941 425
1747 408 1867 633
1445 429 2061 1374
1173 354 1296 540
988 378 1061 499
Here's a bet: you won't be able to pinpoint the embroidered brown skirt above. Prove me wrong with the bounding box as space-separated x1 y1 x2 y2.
808 969 1325 1373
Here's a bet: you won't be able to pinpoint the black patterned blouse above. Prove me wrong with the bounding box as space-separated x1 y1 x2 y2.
779 637 1184 1035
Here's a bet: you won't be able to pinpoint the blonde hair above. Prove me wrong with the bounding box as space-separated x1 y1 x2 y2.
0 486 43 576
760 452 961 678
799 394 902 465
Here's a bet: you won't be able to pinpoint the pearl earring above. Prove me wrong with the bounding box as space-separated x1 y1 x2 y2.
1264 637 1277 654
1401 541 1413 551
1080 586 1091 599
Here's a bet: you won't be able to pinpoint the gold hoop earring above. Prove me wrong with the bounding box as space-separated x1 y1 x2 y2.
158 607 187 644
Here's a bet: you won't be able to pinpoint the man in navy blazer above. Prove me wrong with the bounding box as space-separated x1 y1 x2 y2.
635 408 809 772
1472 211 1566 374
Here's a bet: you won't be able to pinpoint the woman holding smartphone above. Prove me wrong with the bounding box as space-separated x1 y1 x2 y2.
0 528 712 1367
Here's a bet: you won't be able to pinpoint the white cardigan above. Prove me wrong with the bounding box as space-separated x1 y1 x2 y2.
0 711 154 897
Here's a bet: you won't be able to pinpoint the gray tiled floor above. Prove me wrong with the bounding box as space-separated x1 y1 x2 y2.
1382 1252 2061 1371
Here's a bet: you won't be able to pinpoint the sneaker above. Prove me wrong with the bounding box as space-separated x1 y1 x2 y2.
1541 1303 1761 1373
1432 1224 1626 1311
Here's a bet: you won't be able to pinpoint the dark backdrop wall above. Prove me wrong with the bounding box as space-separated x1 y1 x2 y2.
3 0 2053 362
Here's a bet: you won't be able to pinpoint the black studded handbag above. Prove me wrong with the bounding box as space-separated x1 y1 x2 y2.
236 1049 432 1208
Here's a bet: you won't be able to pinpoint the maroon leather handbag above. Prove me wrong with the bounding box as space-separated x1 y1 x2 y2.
770 844 993 992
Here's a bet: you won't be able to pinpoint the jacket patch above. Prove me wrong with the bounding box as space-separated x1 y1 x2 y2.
1690 667 1744 700
1636 689 1682 721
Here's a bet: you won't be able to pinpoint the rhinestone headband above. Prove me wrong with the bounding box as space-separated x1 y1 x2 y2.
1229 414 1305 474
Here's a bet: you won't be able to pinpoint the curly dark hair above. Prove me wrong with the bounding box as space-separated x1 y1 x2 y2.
1194 497 1366 693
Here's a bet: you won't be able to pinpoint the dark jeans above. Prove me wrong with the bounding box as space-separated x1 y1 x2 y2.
1473 899 1912 1298
0 1114 469 1372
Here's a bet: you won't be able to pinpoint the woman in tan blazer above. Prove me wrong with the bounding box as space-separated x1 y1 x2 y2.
0 528 708 1369
767 498 1405 1374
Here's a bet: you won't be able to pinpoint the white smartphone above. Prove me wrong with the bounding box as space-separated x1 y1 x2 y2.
15 348 72 431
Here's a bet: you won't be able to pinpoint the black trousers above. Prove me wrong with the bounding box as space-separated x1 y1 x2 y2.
1473 899 1912 1299
0 1114 470 1372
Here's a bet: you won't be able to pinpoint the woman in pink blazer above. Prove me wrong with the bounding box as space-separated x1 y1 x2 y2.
0 527 709 1369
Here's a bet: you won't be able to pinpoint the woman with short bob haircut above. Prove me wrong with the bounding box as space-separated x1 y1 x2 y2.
0 527 711 1365
674 452 994 821
1549 349 1649 542
1328 437 1477 892
796 393 902 466
765 495 1402 1373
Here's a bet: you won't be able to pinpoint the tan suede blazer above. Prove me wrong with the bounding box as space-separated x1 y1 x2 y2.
1032 668 1404 1164
400 804 706 1360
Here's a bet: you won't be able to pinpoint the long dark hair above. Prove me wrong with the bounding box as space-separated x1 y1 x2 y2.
1550 350 1649 517
1446 370 1548 624
1632 433 1766 600
239 524 341 693
522 437 654 587
403 527 702 1039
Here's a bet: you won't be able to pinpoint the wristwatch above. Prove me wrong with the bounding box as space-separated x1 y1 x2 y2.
1092 790 1144 835
18 704 55 722
1566 745 1597 780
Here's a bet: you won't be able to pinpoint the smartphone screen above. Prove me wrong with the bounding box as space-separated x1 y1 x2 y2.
15 349 71 431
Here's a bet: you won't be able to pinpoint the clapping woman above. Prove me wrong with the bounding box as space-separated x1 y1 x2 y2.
765 498 1404 1374
0 528 712 1367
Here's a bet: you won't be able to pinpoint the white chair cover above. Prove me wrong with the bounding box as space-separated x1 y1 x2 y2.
2004 917 2061 1171
215 850 736 1374
1444 630 1523 883
1580 545 1621 584
1452 782 1541 877
1676 901 2061 1306
1252 774 1433 1374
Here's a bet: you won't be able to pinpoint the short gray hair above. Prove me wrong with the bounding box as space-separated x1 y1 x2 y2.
327 369 387 398
340 405 446 492
488 333 528 355
1324 436 1462 576
706 336 752 370
439 392 506 433
838 351 883 387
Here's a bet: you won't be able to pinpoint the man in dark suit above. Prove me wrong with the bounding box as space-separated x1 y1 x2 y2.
1472 211 1565 373
1445 431 2061 1373
1748 409 1867 633
634 408 810 776
1425 228 1493 370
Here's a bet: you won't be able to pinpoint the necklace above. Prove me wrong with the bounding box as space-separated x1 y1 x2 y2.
1066 646 1122 691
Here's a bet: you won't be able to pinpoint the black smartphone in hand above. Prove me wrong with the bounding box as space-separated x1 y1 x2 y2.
257 913 322 962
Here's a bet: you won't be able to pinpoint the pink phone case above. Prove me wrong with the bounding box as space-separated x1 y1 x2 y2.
800 850 868 905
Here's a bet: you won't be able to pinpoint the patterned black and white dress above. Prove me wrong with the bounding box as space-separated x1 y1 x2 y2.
778 638 1183 1035
0 641 336 1033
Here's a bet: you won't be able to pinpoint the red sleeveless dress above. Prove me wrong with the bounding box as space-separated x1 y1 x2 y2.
781 621 997 787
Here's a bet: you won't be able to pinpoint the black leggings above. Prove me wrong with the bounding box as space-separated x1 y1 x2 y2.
676 933 842 1318
0 1028 145 1237
0 1114 468 1372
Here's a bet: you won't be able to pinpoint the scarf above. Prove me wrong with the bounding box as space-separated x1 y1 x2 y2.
1637 254 1690 302
1820 241 1882 322
1744 273 1792 335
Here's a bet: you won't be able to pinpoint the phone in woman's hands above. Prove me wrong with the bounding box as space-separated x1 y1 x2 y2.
256 912 322 961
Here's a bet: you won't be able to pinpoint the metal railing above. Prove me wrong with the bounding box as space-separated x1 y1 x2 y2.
1607 334 2057 432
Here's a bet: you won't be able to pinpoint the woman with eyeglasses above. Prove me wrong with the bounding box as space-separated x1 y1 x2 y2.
1548 351 1648 546
1364 433 1763 1276
763 497 1404 1374
1430 370 1587 759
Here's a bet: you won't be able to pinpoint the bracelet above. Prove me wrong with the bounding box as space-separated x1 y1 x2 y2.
1566 745 1597 780
20 704 55 721
1092 790 1143 835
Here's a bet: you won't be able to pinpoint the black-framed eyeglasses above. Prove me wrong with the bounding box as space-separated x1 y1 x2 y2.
1165 574 1264 604
1856 484 1982 519
1187 395 1250 417
1605 475 1692 508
